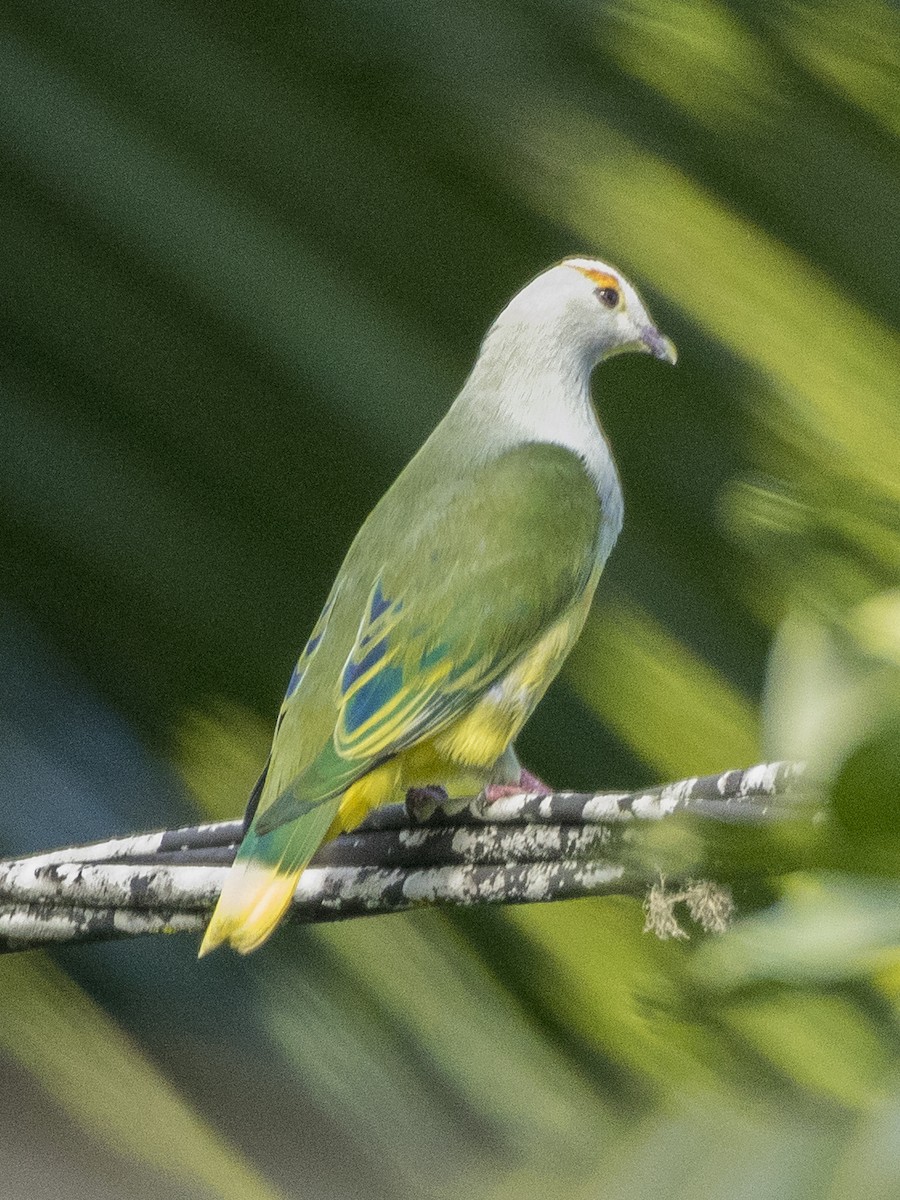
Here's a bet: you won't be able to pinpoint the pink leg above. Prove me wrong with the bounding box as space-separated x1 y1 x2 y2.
484 768 553 803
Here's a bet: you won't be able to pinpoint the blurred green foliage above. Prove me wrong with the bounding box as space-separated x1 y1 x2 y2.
0 1 898 1197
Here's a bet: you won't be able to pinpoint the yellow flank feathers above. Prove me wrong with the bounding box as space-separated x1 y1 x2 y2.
429 703 513 772
433 593 594 767
326 759 402 838
198 862 303 957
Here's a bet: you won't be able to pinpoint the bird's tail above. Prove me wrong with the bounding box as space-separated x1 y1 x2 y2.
198 796 341 956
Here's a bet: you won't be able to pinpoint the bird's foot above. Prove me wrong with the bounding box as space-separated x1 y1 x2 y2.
404 785 449 823
483 769 553 804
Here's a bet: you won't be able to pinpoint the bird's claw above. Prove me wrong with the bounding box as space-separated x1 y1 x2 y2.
404 785 449 823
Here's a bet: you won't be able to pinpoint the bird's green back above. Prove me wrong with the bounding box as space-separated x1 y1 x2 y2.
255 437 605 833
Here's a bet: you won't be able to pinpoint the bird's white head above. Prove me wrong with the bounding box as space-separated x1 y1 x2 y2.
487 256 677 370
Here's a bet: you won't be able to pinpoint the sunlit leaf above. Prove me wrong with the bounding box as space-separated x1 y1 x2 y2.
567 602 758 778
0 955 285 1200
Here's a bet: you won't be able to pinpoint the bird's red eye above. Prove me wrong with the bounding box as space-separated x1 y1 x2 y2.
595 286 620 309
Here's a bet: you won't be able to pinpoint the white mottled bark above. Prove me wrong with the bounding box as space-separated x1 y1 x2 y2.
0 761 809 952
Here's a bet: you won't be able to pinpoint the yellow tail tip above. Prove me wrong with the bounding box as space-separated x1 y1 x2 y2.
198 864 302 957
197 922 226 958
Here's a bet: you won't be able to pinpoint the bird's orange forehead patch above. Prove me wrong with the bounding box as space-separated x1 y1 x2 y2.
570 264 619 290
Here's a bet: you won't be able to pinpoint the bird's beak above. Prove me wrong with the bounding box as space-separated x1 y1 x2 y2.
641 327 678 365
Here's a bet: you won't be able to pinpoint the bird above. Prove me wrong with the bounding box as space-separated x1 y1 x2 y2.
199 256 676 955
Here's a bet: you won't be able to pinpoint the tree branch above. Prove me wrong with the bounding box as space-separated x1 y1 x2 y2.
0 761 810 952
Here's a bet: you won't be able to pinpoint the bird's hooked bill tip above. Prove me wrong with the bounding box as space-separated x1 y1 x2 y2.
642 328 678 365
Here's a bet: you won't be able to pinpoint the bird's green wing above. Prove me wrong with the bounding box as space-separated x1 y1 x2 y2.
254 441 604 835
